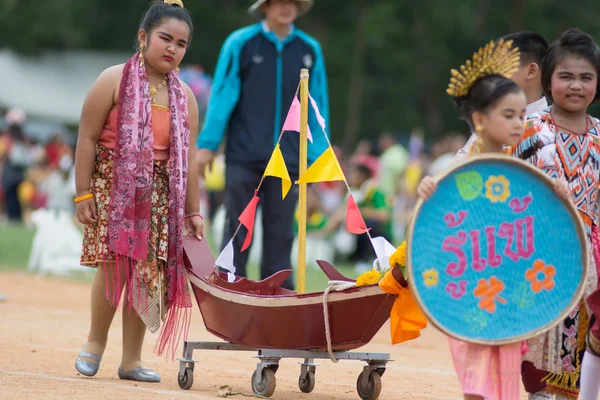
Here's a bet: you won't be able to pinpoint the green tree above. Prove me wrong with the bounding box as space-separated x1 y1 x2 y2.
3 0 600 147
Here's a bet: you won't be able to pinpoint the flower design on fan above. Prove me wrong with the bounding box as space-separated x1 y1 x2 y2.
423 269 439 288
485 175 511 203
474 277 507 314
525 260 556 293
447 39 521 98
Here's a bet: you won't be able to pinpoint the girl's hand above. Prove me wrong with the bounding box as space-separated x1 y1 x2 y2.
417 176 437 200
553 179 571 202
184 215 205 241
75 196 97 225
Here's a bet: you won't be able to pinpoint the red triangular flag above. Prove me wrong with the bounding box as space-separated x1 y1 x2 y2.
346 194 369 234
239 195 260 251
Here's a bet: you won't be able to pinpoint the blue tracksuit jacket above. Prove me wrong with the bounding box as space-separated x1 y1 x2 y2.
197 22 330 175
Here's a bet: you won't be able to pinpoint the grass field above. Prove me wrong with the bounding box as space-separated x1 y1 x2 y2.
0 223 359 293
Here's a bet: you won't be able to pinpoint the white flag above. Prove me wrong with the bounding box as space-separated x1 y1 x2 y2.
370 236 396 272
215 239 236 283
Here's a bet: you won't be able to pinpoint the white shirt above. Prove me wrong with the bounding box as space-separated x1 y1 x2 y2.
455 97 549 159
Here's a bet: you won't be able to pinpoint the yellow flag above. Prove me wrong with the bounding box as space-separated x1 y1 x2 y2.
264 144 291 199
297 146 345 184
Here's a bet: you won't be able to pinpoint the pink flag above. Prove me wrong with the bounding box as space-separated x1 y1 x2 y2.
239 195 260 251
309 94 326 132
282 97 313 142
346 194 369 235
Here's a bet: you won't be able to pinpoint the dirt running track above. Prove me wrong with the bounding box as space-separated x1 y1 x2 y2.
0 272 532 400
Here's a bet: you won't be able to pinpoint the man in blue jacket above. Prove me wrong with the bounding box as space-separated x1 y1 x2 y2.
197 0 329 289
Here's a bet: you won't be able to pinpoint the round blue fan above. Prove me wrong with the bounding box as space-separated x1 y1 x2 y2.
408 155 588 344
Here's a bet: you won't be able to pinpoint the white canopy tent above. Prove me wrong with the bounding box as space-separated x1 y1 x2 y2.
0 49 130 126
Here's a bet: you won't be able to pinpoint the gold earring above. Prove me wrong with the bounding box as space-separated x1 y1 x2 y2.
470 125 484 155
176 67 180 74
139 44 145 67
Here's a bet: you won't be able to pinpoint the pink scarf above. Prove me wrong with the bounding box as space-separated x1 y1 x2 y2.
108 53 192 356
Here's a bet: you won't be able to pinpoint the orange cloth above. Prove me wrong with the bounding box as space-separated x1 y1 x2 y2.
378 270 427 344
98 105 170 160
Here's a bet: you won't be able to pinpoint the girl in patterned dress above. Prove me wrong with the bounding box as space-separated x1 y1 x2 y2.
417 40 570 400
512 28 600 400
73 0 204 383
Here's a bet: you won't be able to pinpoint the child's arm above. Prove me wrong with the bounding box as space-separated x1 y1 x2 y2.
184 84 204 240
416 176 437 200
321 207 344 235
74 65 120 225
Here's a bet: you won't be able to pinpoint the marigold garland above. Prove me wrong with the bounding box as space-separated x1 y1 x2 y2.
389 241 406 269
356 269 382 287
356 241 408 287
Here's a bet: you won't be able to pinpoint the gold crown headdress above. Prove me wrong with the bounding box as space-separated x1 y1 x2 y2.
163 0 184 7
446 39 521 98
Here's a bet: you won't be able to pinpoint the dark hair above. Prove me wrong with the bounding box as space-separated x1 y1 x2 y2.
501 31 549 66
139 0 193 46
454 75 522 130
353 164 373 180
542 28 600 104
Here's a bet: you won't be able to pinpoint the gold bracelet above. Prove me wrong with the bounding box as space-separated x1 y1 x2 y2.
74 193 93 203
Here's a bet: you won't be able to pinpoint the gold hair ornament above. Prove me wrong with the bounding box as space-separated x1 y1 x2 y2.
447 39 521 98
163 0 184 7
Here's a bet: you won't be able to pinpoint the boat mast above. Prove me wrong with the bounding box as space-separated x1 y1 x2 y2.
297 69 309 294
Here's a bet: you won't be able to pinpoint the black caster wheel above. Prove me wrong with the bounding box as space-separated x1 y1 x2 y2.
178 367 194 390
251 368 276 397
356 370 382 400
298 370 316 393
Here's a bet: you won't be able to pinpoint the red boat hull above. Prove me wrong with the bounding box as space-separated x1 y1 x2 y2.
183 236 396 351
187 273 395 351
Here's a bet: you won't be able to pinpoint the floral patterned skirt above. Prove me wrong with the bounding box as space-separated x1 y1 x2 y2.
80 145 170 333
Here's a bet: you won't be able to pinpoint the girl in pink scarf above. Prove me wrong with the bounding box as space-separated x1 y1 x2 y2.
73 0 203 383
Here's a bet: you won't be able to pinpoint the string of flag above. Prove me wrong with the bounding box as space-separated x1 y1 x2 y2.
214 86 396 281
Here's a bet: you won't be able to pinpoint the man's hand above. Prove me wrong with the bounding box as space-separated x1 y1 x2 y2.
197 149 216 178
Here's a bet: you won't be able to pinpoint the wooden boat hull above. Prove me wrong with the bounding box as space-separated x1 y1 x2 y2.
187 273 396 351
183 236 396 351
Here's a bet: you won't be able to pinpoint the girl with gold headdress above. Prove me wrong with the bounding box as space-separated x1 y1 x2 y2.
416 41 570 400
73 0 203 383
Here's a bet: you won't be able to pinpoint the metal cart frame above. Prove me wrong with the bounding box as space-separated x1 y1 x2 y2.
177 341 391 400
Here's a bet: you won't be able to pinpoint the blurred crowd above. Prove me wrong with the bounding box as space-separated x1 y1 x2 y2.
0 108 76 225
0 106 467 270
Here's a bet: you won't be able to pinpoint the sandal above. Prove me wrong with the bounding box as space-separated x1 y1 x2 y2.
75 345 102 377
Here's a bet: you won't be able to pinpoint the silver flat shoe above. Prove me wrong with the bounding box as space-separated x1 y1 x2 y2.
75 350 102 377
118 366 161 383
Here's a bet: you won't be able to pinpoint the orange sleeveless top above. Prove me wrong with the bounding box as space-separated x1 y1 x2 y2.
98 104 170 160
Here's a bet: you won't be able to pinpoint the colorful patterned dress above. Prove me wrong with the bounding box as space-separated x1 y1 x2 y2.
512 108 600 398
80 104 172 334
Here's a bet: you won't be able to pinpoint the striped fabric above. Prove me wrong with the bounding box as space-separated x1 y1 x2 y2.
448 338 521 400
